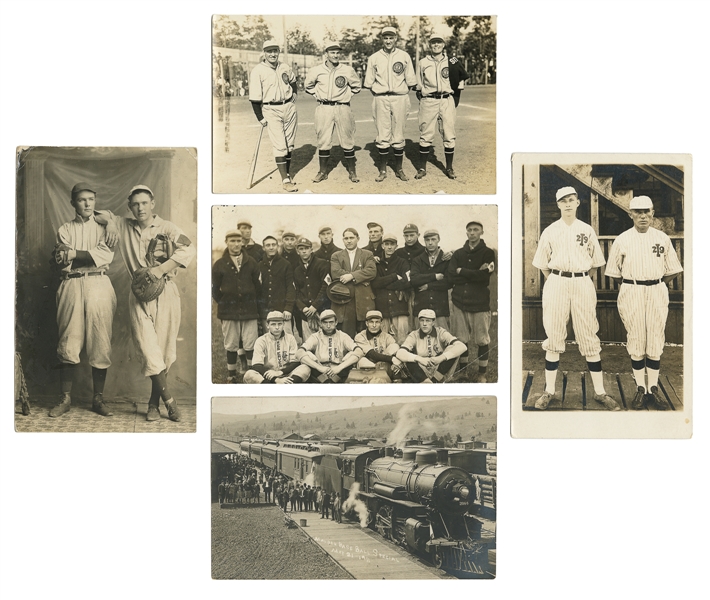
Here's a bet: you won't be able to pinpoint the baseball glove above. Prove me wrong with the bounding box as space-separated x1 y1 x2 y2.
131 236 170 302
52 243 72 265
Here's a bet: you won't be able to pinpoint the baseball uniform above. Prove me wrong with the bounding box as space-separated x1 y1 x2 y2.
371 253 411 344
243 331 311 383
447 56 469 107
353 328 399 369
396 326 466 382
298 329 358 382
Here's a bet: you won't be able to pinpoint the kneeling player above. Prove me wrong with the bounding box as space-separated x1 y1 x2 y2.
353 310 403 381
297 309 359 383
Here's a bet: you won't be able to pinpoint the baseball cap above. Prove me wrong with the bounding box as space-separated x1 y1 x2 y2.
555 186 577 201
263 39 280 51
318 226 332 235
319 309 337 321
71 182 96 196
367 222 382 230
403 223 419 234
418 309 436 320
237 219 252 228
225 229 242 240
128 184 153 197
382 233 398 243
266 311 285 322
282 231 297 238
296 237 312 248
629 195 654 210
423 229 440 238
466 220 483 229
429 34 445 43
324 40 341 51
381 27 397 36
365 310 383 321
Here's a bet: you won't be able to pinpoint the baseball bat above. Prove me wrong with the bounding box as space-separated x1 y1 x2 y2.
248 125 264 189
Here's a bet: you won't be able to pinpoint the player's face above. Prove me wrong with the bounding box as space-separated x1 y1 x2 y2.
368 226 383 243
557 195 580 217
419 318 435 334
72 190 96 220
319 229 333 245
283 236 296 250
326 49 341 65
430 41 445 56
382 240 397 257
366 318 382 334
267 320 285 336
320 317 337 335
263 239 278 258
297 245 313 262
226 236 243 255
424 235 439 252
403 232 418 245
343 232 359 250
466 224 483 245
630 209 654 233
264 47 279 66
238 225 252 241
128 192 155 224
382 34 397 51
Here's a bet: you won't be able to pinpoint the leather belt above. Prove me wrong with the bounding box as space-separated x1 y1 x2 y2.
62 270 106 280
373 92 401 96
318 100 350 106
263 98 293 105
424 92 451 99
551 269 588 278
622 278 662 286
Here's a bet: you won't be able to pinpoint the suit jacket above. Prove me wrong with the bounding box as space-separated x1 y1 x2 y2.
330 247 377 321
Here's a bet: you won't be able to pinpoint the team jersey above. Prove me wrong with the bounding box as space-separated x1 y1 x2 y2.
354 329 398 356
301 330 356 365
401 327 459 358
304 61 361 102
249 60 296 103
417 54 454 96
57 215 114 273
604 227 683 280
532 219 605 273
364 48 416 94
252 332 300 371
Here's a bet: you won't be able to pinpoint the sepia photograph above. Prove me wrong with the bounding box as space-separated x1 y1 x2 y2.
212 204 498 384
14 147 197 432
512 153 691 438
212 395 497 579
212 15 496 194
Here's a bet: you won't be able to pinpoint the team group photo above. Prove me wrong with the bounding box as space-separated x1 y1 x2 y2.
211 205 498 385
512 155 688 423
212 15 496 195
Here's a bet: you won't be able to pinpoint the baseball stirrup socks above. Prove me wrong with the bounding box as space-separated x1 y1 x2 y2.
275 157 289 182
445 147 454 170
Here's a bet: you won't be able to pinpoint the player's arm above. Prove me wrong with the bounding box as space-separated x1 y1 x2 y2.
248 69 268 125
347 67 361 94
363 56 375 91
303 67 318 96
351 252 377 284
211 262 224 303
330 253 347 279
662 236 683 283
415 60 424 99
93 209 119 247
603 240 623 280
404 54 417 89
409 257 434 286
249 339 269 376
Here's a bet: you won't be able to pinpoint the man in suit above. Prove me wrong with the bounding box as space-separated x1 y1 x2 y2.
330 228 377 338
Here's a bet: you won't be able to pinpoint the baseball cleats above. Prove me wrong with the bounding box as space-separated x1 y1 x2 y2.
348 170 360 183
312 172 328 183
631 386 647 410
395 169 409 181
594 393 621 411
534 391 555 410
49 393 71 417
375 170 387 182
415 169 427 180
282 180 298 192
648 386 670 410
92 393 113 417
446 168 457 180
226 375 238 384
476 373 488 383
165 399 182 422
146 404 161 421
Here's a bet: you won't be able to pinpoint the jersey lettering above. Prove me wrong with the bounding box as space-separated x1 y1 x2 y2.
576 233 589 246
652 243 665 257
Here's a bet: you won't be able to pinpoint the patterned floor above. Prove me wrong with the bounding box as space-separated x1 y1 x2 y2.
15 395 196 433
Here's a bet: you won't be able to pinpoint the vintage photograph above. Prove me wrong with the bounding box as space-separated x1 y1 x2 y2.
212 204 498 384
211 395 497 579
212 15 496 194
14 147 197 432
512 154 691 438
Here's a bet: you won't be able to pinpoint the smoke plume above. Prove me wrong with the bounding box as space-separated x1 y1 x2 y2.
343 482 369 528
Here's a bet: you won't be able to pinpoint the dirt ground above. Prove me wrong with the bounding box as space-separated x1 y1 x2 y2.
213 85 496 195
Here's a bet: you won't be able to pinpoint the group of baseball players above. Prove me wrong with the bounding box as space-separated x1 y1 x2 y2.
532 186 682 411
212 219 495 384
50 182 195 421
248 26 468 191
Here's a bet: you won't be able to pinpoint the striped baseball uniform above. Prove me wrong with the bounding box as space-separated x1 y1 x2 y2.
399 327 463 360
55 216 116 369
242 331 311 383
604 226 682 359
353 329 399 368
532 219 605 356
364 48 416 149
249 60 298 157
304 61 361 151
300 330 357 366
416 54 456 149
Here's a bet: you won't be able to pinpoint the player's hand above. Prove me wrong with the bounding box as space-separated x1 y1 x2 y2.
396 274 403 280
339 274 354 284
435 273 444 281
259 118 268 127
416 356 429 366
105 223 118 248
275 377 294 384
416 90 422 101
442 251 453 261
149 266 164 280
458 81 465 90
303 306 317 317
456 267 462 274
487 262 495 272
418 284 428 292
374 256 381 263
283 311 292 320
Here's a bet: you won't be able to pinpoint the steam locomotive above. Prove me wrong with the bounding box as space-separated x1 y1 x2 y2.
238 439 496 577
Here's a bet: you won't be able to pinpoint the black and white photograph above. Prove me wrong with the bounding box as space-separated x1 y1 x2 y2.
212 205 498 384
14 147 197 432
212 395 497 579
212 15 496 194
512 153 691 438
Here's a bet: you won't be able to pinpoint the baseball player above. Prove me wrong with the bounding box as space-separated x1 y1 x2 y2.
238 219 264 263
313 226 341 267
243 311 311 384
304 40 362 183
280 231 300 270
371 232 411 344
448 220 496 383
410 229 452 329
257 236 296 337
212 230 262 382
396 309 467 383
447 49 469 108
415 34 457 180
98 185 195 422
531 186 620 411
364 27 417 182
297 309 360 383
395 223 426 330
293 237 331 340
49 182 116 418
604 195 683 410
249 39 299 192
364 222 385 261
353 310 403 379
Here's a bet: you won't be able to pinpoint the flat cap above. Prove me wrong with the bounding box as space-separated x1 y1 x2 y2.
403 223 419 234
128 184 153 197
629 195 654 210
555 186 577 201
225 229 242 239
367 222 382 230
282 231 297 238
319 309 337 321
382 233 398 243
296 237 312 248
266 311 285 322
263 39 280 51
422 229 440 238
318 226 332 235
237 219 252 228
365 310 383 321
71 182 96 196
418 309 437 320
466 220 483 229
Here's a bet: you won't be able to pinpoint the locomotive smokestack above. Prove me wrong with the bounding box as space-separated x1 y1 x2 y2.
436 448 449 464
385 447 394 457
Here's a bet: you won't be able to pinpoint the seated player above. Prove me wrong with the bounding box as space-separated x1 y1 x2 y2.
396 309 467 383
297 309 359 383
243 311 311 384
353 310 403 381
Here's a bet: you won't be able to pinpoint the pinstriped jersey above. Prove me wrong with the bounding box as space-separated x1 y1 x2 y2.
354 329 398 356
364 48 416 94
249 60 296 103
301 330 356 364
304 61 361 102
604 227 683 280
252 332 300 370
416 54 454 95
401 327 459 358
533 219 605 272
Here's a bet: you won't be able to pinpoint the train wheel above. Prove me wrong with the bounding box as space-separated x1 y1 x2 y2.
375 506 394 540
432 548 444 569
